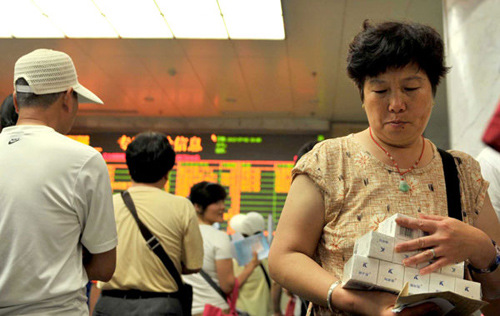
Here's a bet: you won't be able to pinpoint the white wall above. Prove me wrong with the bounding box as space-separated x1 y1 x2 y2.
444 0 500 156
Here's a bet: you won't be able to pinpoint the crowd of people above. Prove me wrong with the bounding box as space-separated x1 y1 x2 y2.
1 19 500 316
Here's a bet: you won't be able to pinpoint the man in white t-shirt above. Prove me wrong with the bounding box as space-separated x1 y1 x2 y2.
0 49 117 315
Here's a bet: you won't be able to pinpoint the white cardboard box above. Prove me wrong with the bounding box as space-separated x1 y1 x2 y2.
392 237 418 265
392 239 431 268
403 267 430 294
429 273 456 293
376 260 404 293
454 278 482 300
416 259 434 269
342 254 380 291
377 213 423 240
440 262 465 279
354 231 395 262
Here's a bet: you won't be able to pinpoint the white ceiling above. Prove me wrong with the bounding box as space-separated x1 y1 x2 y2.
0 0 446 135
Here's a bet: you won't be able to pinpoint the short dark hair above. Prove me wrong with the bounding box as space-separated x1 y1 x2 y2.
15 78 64 108
0 94 18 128
188 181 227 213
347 20 449 100
126 131 176 183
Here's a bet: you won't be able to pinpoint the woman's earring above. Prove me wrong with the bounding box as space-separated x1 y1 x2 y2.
361 104 365 109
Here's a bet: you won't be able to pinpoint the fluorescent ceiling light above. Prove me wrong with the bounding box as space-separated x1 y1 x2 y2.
0 0 285 40
93 0 173 38
219 0 285 39
34 0 117 38
0 1 12 38
1 0 64 38
156 0 227 39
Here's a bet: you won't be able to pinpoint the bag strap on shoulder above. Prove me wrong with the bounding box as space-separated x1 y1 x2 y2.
199 269 241 313
437 148 463 221
121 191 185 291
259 263 271 289
199 269 227 300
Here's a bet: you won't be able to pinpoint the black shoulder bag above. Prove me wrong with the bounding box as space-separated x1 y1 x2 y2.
121 191 193 316
437 148 463 222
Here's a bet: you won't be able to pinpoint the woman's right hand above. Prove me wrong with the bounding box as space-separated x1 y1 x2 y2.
333 287 443 315
245 251 260 269
236 251 261 288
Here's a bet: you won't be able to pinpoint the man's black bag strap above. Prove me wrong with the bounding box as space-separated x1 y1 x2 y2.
121 190 184 292
199 269 227 301
437 148 463 221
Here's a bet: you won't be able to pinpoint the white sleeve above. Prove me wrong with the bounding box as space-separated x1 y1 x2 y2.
214 231 233 260
478 150 500 219
73 152 118 254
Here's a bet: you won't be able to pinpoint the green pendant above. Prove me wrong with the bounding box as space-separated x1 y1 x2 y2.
399 180 410 192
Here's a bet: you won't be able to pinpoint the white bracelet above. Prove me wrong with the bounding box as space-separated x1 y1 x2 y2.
327 280 341 312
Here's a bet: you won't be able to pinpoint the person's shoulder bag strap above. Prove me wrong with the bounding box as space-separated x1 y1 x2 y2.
199 270 244 315
437 148 463 221
120 191 184 291
199 269 227 301
259 263 271 289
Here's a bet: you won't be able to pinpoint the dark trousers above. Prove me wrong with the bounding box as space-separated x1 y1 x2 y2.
93 295 183 316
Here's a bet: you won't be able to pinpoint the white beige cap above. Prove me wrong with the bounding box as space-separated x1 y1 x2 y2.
14 48 103 104
230 212 266 235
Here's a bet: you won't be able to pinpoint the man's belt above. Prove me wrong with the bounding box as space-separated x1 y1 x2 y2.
101 289 179 299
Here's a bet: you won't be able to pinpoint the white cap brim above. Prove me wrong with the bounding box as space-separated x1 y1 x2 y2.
14 82 103 105
74 83 103 104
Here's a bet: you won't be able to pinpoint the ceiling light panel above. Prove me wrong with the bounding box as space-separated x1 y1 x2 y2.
0 0 13 37
156 0 228 39
0 0 285 40
0 0 64 38
218 0 285 39
93 0 173 38
33 0 117 38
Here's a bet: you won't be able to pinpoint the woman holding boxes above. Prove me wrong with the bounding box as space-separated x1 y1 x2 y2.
269 20 500 315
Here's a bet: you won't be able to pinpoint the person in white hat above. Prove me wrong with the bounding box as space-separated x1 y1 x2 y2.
229 212 266 237
229 212 274 316
0 49 117 315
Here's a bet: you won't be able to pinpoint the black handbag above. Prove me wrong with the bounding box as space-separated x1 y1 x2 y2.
121 191 193 316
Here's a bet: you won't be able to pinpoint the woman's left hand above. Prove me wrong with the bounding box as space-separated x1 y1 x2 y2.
394 214 494 275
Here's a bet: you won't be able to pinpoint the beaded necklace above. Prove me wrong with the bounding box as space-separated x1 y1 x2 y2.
369 127 425 192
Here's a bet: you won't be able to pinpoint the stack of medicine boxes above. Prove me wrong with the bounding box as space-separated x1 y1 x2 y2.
342 213 481 300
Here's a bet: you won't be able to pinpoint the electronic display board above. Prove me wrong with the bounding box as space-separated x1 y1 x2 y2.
69 132 323 230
